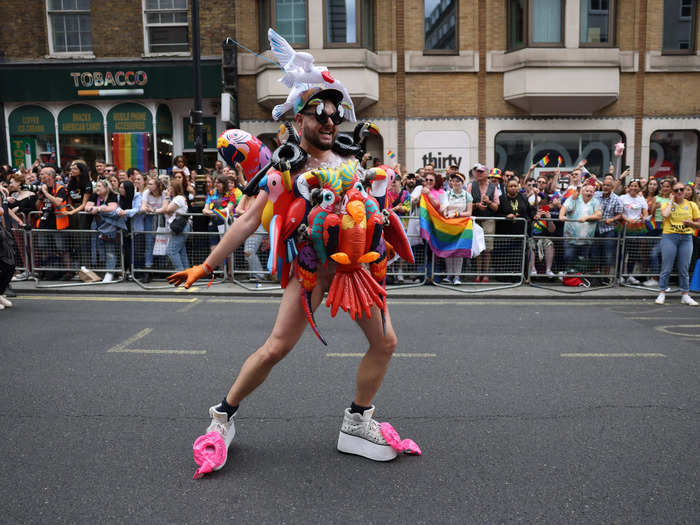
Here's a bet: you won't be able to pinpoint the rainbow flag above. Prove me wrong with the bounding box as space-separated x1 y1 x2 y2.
419 195 472 257
112 132 149 172
645 217 658 232
557 155 563 167
625 221 648 235
538 154 550 168
532 219 548 234
560 187 576 203
387 150 396 160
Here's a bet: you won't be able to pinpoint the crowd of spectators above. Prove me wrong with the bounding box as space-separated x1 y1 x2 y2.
1 155 699 304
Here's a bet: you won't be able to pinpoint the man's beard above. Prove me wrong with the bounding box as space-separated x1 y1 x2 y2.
302 125 335 151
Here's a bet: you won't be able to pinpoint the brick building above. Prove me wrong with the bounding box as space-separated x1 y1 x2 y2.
1 1 698 181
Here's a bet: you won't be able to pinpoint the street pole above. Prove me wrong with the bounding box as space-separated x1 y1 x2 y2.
190 0 204 172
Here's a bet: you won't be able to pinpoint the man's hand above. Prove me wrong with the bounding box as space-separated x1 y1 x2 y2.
167 264 209 288
604 218 615 225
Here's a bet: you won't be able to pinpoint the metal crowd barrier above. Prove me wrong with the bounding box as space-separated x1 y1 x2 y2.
131 213 227 290
15 209 689 295
619 226 677 292
432 217 528 293
28 211 125 288
385 214 427 288
527 218 620 294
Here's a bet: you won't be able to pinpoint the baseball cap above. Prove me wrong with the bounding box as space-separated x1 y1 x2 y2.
489 168 502 179
472 163 487 172
293 87 344 116
450 172 466 183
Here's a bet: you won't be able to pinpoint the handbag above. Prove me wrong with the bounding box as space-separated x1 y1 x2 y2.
153 215 170 256
170 214 187 234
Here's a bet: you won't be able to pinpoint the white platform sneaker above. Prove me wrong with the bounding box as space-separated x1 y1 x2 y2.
337 406 397 461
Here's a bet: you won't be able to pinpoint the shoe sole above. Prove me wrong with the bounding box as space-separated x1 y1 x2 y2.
337 431 397 461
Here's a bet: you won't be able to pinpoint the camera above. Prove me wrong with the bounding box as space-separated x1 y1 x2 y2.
22 183 42 192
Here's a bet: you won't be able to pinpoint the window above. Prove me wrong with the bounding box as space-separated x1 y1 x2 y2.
424 0 457 52
580 0 615 46
144 0 189 54
649 130 699 182
323 0 374 49
494 131 625 177
663 0 696 53
47 0 92 54
260 0 308 48
507 0 564 51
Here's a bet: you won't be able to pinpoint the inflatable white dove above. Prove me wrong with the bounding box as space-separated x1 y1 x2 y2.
268 28 356 123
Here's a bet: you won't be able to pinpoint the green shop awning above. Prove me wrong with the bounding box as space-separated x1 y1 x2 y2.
9 105 55 135
183 117 217 149
0 60 222 102
58 104 104 134
108 103 153 134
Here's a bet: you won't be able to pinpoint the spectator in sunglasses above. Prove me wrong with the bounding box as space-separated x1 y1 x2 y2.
654 183 700 306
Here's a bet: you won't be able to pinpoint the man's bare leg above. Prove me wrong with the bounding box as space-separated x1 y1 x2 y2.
353 303 398 406
224 276 327 406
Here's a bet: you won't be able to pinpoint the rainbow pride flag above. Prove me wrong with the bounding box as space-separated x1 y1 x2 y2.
557 155 563 167
419 195 472 257
538 154 550 167
112 132 149 172
560 187 576 203
645 217 658 231
532 219 548 234
387 150 396 160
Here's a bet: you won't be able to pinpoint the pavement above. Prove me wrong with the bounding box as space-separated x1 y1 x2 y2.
7 274 681 301
1 295 698 524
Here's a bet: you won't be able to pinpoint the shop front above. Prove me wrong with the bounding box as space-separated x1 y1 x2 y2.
1 60 221 173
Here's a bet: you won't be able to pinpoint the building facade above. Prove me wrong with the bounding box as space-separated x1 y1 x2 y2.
1 0 698 181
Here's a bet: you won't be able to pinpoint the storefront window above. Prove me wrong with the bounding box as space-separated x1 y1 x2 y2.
649 130 699 182
494 130 625 177
107 103 153 172
156 104 173 169
57 104 104 172
8 106 57 169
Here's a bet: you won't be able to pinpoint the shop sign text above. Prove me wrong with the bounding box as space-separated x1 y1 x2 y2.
70 70 148 89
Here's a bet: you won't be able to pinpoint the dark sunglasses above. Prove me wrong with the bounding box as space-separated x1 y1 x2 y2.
673 188 684 193
303 104 344 125
425 178 435 183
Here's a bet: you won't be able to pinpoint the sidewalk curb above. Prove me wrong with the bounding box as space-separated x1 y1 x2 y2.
9 281 664 301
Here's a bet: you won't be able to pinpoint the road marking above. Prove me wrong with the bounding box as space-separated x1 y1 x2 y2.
625 316 698 320
107 327 206 355
607 307 666 314
107 328 153 352
326 352 436 358
16 295 197 303
654 324 700 338
109 348 207 355
561 353 666 358
177 298 199 313
207 298 639 306
207 298 281 304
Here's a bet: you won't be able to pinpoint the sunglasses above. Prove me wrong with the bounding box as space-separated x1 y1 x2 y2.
425 178 435 183
673 188 684 193
302 104 344 125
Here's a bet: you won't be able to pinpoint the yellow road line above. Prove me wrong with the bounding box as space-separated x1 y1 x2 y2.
625 316 698 320
561 353 666 358
107 328 153 352
326 352 436 358
177 299 199 313
109 348 206 355
16 295 196 303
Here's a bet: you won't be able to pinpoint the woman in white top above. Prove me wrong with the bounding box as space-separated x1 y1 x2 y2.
441 172 473 284
157 179 191 271
619 179 649 285
139 176 166 280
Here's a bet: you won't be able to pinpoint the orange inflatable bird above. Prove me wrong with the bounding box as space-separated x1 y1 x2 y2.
325 188 386 320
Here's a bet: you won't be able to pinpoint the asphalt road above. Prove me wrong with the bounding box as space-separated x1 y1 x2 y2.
1 295 698 524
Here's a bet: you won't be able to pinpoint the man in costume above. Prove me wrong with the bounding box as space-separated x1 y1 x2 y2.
169 30 418 478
